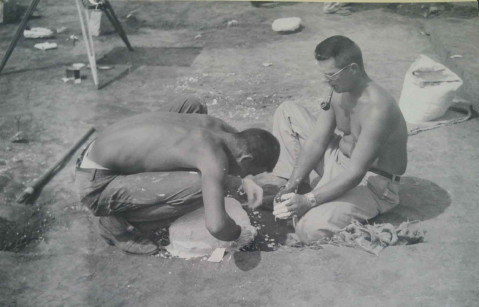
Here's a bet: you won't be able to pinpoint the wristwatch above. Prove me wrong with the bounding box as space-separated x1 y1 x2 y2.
304 192 317 208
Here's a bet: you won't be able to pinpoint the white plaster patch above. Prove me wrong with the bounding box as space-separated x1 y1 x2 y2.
166 198 254 259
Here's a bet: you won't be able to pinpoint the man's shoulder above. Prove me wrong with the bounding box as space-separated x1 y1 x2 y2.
359 83 400 122
366 82 396 106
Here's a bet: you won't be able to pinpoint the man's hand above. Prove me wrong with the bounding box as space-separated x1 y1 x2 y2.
274 182 298 205
273 193 313 220
241 176 263 209
226 224 257 251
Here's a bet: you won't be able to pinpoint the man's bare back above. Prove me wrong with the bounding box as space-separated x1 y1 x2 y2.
90 112 238 174
75 98 280 254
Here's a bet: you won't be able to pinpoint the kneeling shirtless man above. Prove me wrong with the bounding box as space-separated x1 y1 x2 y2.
272 36 408 243
76 97 280 255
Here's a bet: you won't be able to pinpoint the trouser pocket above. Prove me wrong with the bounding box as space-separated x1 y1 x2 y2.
366 175 400 207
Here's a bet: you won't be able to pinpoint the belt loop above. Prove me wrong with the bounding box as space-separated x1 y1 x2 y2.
90 169 97 181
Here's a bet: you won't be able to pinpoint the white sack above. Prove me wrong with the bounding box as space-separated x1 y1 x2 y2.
399 54 463 123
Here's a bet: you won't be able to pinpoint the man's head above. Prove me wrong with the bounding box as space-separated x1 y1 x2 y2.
314 35 368 93
235 128 280 177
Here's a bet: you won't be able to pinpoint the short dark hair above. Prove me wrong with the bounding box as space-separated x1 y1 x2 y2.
314 35 365 72
237 128 280 172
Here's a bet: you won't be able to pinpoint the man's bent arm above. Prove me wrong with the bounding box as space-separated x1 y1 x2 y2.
198 151 241 241
310 104 396 205
286 108 336 190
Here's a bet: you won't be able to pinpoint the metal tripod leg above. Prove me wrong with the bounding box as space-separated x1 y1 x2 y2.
102 0 133 51
0 0 42 75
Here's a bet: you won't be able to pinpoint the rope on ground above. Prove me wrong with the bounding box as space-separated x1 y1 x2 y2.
324 219 426 256
408 103 474 136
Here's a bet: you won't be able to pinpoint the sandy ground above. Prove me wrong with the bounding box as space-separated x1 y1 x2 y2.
0 1 478 306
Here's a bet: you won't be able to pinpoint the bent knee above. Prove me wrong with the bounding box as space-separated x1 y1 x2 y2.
295 204 358 244
296 221 333 244
274 101 300 118
171 95 208 114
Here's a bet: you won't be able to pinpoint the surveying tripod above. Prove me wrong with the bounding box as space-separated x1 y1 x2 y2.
0 0 133 88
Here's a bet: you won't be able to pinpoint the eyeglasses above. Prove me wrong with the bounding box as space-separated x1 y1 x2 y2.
324 63 353 82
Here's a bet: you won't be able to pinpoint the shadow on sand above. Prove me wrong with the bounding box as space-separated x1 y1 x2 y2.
235 175 451 270
371 176 451 225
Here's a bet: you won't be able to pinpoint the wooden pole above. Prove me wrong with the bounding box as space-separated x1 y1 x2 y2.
75 0 99 88
17 127 96 204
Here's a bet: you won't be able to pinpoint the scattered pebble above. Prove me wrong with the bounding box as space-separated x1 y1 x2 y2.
34 42 58 51
72 63 85 70
227 20 239 27
126 9 139 19
11 131 27 143
24 27 55 39
56 26 68 33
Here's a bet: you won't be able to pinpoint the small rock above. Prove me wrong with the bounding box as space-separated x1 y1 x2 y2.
56 26 68 34
227 20 239 27
272 17 302 33
126 9 139 19
450 54 463 59
428 5 440 14
72 63 85 70
24 27 55 39
194 34 202 39
11 131 27 143
262 62 273 67
34 42 58 51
